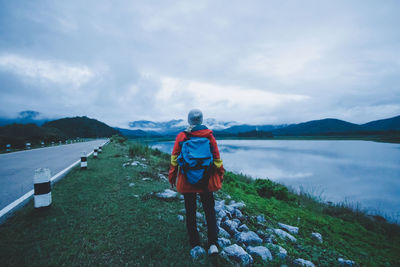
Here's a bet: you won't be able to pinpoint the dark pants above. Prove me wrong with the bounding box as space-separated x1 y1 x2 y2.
184 192 218 248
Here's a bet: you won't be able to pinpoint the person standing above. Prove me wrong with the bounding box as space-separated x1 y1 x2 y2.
168 109 224 256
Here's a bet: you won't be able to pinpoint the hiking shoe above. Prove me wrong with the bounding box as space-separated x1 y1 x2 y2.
208 244 218 255
190 246 206 259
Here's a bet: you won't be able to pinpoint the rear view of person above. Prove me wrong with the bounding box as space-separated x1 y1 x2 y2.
168 109 224 257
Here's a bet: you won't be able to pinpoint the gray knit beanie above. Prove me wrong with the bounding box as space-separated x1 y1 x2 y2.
188 109 203 125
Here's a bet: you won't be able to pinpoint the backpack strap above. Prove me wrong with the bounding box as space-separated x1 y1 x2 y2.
184 131 191 140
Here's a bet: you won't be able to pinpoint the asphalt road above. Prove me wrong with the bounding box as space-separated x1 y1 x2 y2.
0 139 107 211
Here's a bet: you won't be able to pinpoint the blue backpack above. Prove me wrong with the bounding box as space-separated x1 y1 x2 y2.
177 133 213 188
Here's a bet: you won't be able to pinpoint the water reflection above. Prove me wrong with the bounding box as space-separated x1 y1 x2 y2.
152 140 400 222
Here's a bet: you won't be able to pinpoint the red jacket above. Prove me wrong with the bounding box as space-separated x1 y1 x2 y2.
168 125 224 193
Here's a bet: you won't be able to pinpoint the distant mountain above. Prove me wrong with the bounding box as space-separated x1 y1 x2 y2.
271 118 362 136
361 115 400 131
0 110 54 126
216 124 290 134
271 116 400 136
43 116 120 138
128 118 238 134
125 115 400 137
114 127 160 137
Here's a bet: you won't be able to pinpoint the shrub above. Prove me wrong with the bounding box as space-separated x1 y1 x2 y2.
254 179 290 201
128 142 151 158
111 134 126 144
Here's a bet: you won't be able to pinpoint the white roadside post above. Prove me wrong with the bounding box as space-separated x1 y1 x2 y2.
6 144 11 152
26 142 31 149
34 168 52 208
41 141 45 147
98 146 102 153
81 152 87 169
59 141 62 145
51 141 54 146
93 147 98 159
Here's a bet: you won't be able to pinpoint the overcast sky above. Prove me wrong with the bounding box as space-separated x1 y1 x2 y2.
0 0 399 127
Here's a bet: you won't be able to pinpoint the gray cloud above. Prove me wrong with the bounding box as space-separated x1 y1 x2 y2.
0 0 399 126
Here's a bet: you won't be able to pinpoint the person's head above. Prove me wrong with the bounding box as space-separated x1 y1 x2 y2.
188 109 203 126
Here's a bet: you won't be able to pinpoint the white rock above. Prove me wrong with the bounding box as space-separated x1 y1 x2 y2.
232 208 244 220
158 174 167 181
246 246 272 262
234 231 263 246
177 215 184 221
221 244 253 266
229 201 246 210
155 189 178 199
131 161 140 166
190 246 206 259
214 200 225 213
225 205 234 213
196 212 203 219
232 218 241 225
311 232 323 243
218 227 231 239
217 237 231 248
338 258 356 266
218 209 227 219
274 229 297 243
132 194 139 198
179 194 184 200
129 183 135 187
278 222 299 234
238 224 250 232
267 244 287 259
293 258 316 267
222 219 240 236
142 178 151 181
122 163 130 167
256 215 266 223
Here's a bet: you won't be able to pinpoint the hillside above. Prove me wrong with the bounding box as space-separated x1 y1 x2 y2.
43 116 120 138
361 115 400 131
0 123 66 148
272 118 362 136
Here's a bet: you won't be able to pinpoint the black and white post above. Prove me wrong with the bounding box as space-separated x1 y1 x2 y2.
98 146 102 153
94 147 98 158
34 168 52 208
81 152 87 169
26 142 31 149
6 144 11 152
41 141 44 147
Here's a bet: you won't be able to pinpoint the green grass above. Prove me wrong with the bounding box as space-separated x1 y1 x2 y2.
222 172 400 266
1 139 399 266
0 140 225 266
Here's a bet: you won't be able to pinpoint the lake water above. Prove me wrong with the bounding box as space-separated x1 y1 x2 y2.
152 140 400 222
